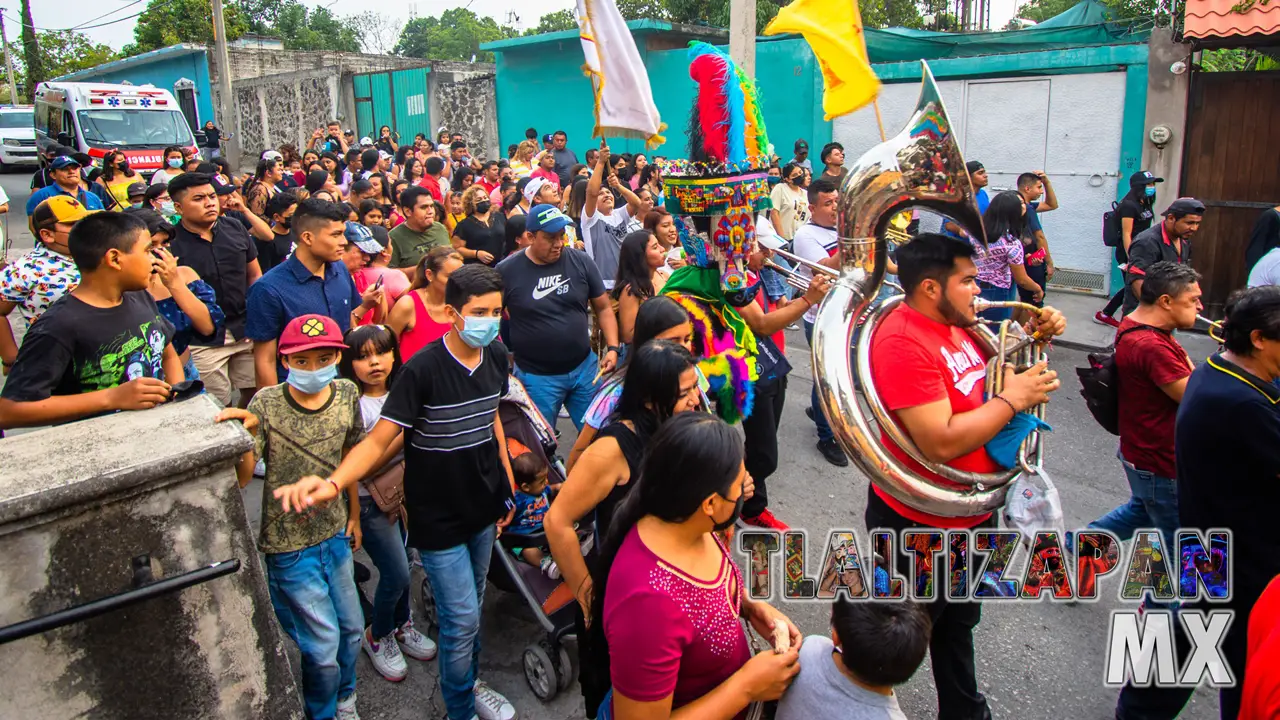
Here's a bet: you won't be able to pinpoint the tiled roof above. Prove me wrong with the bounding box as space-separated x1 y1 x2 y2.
1184 0 1280 39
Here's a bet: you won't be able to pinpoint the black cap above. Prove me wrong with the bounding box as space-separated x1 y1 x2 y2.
966 160 984 174
795 139 808 151
126 181 148 198
1163 197 1205 217
1129 170 1165 188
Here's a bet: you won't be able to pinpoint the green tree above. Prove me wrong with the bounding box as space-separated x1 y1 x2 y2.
124 0 250 56
616 0 673 20
37 31 117 79
861 0 926 28
393 8 516 62
272 2 361 52
529 9 579 35
19 0 42 89
237 0 287 34
1011 0 1085 22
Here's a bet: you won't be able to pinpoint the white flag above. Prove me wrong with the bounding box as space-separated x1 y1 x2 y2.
576 0 666 148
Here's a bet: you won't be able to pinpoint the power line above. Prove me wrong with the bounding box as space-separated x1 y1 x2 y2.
70 0 149 31
0 3 153 33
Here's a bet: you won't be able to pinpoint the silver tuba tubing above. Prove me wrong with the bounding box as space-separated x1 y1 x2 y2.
812 62 1030 518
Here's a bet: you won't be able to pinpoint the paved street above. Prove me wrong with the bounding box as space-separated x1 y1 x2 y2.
313 329 1222 720
6 170 1225 718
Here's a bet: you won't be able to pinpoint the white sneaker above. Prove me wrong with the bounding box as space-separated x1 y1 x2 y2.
253 459 266 477
395 619 437 661
336 692 360 720
540 556 561 580
474 680 516 720
558 406 570 419
362 627 407 682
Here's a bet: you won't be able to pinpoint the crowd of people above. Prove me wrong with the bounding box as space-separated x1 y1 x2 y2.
5 106 1280 720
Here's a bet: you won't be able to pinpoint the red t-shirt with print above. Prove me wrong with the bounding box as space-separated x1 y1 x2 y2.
869 303 997 528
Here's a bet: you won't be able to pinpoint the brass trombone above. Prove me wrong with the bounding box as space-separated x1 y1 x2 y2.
1197 315 1225 344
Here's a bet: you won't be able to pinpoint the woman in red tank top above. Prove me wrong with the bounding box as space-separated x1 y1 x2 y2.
387 246 464 360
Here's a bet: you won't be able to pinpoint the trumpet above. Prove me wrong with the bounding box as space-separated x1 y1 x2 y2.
1197 315 1225 344
765 251 904 296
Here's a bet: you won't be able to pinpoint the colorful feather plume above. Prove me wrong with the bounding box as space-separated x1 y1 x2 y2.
688 45 730 163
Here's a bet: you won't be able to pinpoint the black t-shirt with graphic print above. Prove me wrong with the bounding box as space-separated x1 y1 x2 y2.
380 339 513 551
2 290 175 403
497 247 604 375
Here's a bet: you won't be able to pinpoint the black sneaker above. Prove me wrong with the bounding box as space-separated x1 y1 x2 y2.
817 439 848 467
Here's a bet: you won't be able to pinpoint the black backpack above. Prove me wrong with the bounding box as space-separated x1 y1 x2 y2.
1102 201 1121 247
1076 325 1157 435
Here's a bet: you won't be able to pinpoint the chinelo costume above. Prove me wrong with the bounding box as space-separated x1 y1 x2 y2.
658 42 774 424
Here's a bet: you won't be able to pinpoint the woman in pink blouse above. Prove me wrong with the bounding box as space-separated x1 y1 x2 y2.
590 412 802 719
973 191 1044 322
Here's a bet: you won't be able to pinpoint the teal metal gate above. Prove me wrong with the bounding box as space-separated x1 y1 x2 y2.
353 67 432 145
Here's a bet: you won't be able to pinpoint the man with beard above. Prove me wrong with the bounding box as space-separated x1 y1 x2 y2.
866 232 1066 720
1122 198 1204 316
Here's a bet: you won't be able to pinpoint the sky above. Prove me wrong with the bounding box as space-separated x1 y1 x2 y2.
6 0 1022 54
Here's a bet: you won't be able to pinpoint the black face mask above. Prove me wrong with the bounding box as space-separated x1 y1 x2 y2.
475 201 492 214
712 493 745 532
278 218 291 230
724 282 761 308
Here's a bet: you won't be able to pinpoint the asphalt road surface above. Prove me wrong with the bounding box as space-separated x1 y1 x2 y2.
7 170 1221 719
310 330 1222 720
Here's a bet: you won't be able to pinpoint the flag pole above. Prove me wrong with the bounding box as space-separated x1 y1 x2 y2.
872 100 887 142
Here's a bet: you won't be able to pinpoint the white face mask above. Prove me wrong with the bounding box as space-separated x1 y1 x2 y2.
159 200 176 216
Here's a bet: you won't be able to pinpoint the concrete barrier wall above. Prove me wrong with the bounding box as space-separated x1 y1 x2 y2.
0 396 303 719
229 67 342 161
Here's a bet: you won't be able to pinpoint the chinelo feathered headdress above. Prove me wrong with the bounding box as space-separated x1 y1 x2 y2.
659 41 774 424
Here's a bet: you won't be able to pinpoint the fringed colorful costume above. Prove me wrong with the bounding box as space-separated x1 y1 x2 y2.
658 42 775 424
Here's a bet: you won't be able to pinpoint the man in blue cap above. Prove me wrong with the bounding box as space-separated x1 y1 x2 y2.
26 156 105 215
497 203 618 429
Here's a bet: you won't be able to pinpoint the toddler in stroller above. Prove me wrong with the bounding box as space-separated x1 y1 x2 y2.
509 444 562 580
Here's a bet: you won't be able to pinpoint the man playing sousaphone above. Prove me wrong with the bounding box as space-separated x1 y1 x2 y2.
866 232 1066 719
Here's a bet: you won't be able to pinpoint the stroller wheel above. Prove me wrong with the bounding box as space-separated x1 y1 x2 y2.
418 577 440 640
555 643 575 691
522 641 561 701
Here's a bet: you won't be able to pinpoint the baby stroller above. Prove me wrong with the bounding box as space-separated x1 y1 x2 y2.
419 375 592 702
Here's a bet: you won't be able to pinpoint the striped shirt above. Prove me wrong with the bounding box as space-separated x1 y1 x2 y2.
382 337 514 550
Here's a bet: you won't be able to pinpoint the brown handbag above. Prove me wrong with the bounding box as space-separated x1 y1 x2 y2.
362 461 405 515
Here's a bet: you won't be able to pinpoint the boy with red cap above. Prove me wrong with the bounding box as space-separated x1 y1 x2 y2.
217 313 367 720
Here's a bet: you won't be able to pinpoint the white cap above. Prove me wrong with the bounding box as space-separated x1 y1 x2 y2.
379 150 393 161
755 212 785 250
261 150 283 162
523 176 550 203
359 136 374 147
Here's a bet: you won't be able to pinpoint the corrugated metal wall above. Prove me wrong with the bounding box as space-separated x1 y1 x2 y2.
353 68 431 144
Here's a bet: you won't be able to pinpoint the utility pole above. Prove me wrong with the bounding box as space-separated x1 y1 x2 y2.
210 0 241 169
728 0 756 78
0 14 18 103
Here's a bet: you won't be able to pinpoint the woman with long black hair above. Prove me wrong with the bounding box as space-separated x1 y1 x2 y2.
243 157 283 218
974 190 1043 322
565 296 696 471
588 412 801 719
613 230 669 344
99 150 141 209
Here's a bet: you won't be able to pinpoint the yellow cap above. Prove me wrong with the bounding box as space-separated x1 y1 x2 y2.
30 195 98 234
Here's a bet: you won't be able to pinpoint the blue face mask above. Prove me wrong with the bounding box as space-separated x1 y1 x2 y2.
167 157 183 169
286 363 339 394
1144 185 1156 198
458 316 501 348
767 176 781 186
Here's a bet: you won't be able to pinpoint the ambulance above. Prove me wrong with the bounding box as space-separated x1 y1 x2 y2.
34 82 201 177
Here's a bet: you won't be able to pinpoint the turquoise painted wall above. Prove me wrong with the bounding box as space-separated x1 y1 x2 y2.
66 52 215 130
492 34 833 161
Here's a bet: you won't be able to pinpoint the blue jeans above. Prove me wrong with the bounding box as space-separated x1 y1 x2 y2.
359 496 411 638
265 534 363 720
420 524 497 720
516 351 600 431
760 257 793 301
182 355 201 384
1087 453 1179 607
803 320 834 444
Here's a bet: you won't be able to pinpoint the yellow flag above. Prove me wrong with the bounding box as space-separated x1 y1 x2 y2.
764 0 881 121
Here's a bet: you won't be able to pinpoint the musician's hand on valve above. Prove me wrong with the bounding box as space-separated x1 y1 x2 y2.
1029 306 1067 338
1000 360 1060 411
804 274 832 306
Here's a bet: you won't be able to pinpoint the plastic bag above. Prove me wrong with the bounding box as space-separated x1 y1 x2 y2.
1002 469 1066 546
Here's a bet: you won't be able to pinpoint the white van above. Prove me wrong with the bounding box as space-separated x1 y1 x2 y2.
34 82 200 177
0 106 37 170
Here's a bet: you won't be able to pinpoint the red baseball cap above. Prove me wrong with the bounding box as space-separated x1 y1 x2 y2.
278 314 348 355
